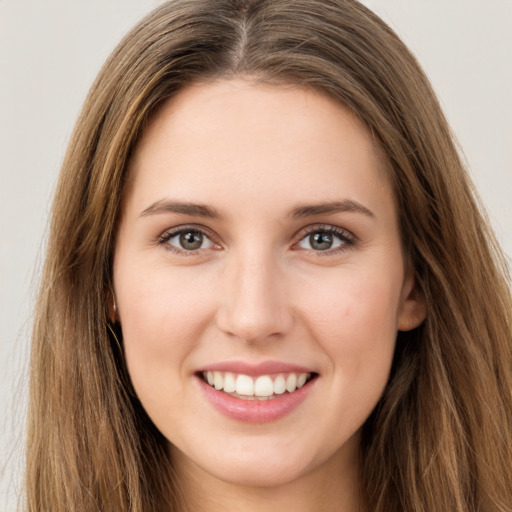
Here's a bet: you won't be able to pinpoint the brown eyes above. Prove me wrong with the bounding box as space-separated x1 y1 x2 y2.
158 226 354 254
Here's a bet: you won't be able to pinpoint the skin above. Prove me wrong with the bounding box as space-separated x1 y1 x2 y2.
113 78 426 512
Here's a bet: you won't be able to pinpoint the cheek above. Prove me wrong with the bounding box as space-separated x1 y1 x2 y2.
302 267 401 336
115 265 217 396
299 269 401 394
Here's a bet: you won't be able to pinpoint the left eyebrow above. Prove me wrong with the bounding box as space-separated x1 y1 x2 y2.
289 200 375 219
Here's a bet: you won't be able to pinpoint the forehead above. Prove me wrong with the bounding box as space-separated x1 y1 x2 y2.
124 78 394 221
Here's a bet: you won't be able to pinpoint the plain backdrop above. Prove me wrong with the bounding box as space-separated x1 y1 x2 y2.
1 1 511 509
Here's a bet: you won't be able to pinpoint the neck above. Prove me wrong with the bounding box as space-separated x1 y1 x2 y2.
170 441 362 512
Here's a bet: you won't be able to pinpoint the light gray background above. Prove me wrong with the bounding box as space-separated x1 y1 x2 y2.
1 1 511 509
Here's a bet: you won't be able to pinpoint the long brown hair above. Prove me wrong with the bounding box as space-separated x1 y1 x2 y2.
27 1 512 510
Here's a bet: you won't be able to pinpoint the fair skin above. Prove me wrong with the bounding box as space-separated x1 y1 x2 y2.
113 78 426 512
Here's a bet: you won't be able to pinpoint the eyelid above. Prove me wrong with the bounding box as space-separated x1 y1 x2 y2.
293 224 356 253
157 224 222 253
156 223 356 255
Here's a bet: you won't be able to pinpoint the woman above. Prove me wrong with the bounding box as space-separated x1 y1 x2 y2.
27 1 512 511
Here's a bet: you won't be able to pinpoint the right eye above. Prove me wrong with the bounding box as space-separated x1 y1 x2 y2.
159 228 216 253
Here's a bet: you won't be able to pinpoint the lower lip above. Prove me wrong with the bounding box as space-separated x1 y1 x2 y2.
197 376 316 423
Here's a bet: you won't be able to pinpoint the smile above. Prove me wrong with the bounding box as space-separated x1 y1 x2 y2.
197 367 318 422
202 371 314 400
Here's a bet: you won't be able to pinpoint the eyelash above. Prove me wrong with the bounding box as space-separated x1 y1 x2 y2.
157 224 356 256
294 224 356 255
157 225 220 255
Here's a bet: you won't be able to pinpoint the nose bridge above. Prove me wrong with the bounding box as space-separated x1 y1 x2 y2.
216 245 292 344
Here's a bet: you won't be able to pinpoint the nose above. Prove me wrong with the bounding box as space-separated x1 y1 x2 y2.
215 250 294 345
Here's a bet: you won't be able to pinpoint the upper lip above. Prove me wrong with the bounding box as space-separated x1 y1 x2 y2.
198 360 316 376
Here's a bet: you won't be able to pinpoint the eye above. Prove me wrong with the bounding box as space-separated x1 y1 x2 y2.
159 228 216 253
297 227 354 252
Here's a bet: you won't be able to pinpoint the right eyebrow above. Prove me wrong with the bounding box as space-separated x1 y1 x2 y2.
139 200 223 220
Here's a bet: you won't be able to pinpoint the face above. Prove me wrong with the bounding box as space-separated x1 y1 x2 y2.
113 79 425 490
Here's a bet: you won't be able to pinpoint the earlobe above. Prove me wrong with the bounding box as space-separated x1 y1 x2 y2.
397 272 427 332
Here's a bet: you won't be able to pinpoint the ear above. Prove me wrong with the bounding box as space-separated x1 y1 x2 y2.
397 270 427 331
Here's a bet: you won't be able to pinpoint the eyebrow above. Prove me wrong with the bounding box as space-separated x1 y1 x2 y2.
139 198 375 221
290 200 375 219
140 200 223 219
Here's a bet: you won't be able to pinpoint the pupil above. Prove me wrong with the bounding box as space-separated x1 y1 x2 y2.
180 231 203 250
311 232 332 250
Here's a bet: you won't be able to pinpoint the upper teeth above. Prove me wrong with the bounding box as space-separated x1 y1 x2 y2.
204 371 311 397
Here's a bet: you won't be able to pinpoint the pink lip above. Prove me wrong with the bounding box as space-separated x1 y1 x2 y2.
199 360 314 376
196 362 317 423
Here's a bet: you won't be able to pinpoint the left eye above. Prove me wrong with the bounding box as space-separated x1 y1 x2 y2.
164 229 214 251
297 230 348 251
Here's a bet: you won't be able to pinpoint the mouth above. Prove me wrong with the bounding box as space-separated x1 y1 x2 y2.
199 370 318 400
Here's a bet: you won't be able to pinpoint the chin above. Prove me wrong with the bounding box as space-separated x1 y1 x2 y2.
200 455 311 489
168 428 359 491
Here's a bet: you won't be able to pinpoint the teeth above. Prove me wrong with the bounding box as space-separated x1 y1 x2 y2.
202 371 312 397
213 371 223 390
297 373 308 388
286 373 297 393
223 372 236 393
235 374 254 396
273 374 286 394
254 375 273 397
